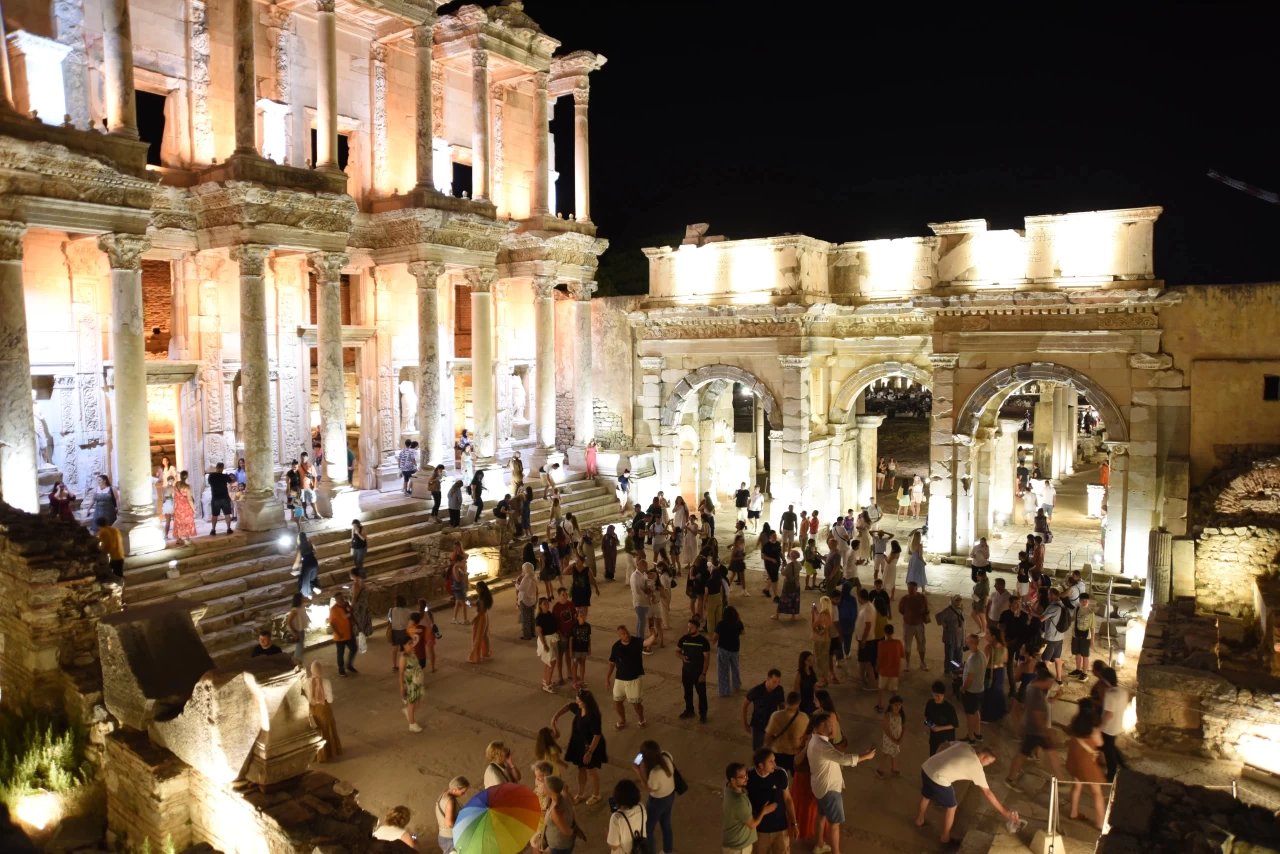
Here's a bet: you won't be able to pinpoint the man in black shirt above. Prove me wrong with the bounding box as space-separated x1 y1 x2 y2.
742 668 785 749
779 504 799 553
208 462 235 535
494 494 511 520
761 532 783 599
606 625 654 729
1000 595 1033 695
746 748 797 849
734 482 751 525
286 460 301 495
1016 462 1030 493
677 617 712 722
251 629 282 657
522 536 539 567
924 680 960 755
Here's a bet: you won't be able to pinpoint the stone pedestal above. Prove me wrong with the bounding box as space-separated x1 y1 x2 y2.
0 222 38 512
232 245 284 531
99 234 164 554
855 414 883 509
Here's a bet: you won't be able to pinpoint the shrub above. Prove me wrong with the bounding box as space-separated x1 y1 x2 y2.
0 708 89 808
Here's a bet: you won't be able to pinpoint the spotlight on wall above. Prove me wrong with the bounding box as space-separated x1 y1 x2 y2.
15 790 59 830
166 559 180 580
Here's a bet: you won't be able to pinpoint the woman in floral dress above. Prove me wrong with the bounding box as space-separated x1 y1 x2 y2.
399 636 425 732
172 471 198 544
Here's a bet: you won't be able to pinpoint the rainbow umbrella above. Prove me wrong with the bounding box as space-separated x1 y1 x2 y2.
453 783 541 854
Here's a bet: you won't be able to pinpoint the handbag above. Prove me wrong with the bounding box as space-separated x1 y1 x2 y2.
672 764 689 796
356 633 368 654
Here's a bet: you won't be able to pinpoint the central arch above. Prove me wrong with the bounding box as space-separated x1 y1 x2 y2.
954 362 1128 442
829 360 934 423
659 364 779 429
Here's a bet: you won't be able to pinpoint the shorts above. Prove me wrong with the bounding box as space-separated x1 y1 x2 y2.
292 506 305 519
878 675 899 691
920 771 958 808
1071 635 1091 657
748 510 762 520
962 692 983 715
301 488 316 503
1020 733 1049 756
815 790 845 824
752 830 789 854
1042 639 1063 662
390 629 408 647
612 676 643 704
573 651 588 662
556 638 569 655
858 641 878 664
210 497 232 516
805 564 817 577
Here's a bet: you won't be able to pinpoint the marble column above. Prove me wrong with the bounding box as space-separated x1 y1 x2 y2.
309 251 353 516
470 49 490 201
101 0 138 137
231 245 284 530
828 424 847 518
530 72 550 216
1067 399 1079 475
926 353 960 555
855 414 883 509
0 222 38 512
469 268 497 461
777 356 812 509
973 427 994 539
232 0 257 155
369 42 388 194
1052 383 1071 478
413 18 436 190
573 88 590 222
0 10 15 112
993 418 1021 525
98 234 163 553
1103 443 1127 574
530 274 560 470
409 262 444 493
755 398 766 474
566 280 597 467
314 0 339 170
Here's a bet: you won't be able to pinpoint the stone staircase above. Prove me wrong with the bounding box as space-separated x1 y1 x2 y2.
122 471 622 664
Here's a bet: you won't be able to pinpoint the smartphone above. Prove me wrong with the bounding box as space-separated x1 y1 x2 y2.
607 796 617 813
633 753 643 766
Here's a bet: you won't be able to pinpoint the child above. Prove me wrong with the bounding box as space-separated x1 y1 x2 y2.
417 597 439 672
876 623 905 713
877 695 905 777
804 538 821 590
924 681 959 756
535 726 567 777
570 609 592 688
1015 552 1032 597
288 486 305 529
1070 594 1095 680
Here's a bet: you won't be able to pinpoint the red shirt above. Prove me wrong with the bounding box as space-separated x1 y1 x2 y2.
552 601 577 640
877 638 905 678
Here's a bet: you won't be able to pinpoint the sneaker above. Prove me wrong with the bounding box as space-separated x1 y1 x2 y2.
699 716 707 724
408 723 423 733
814 845 832 854
874 705 884 714
678 710 695 720
1076 672 1089 682
542 683 556 694
922 663 930 671
976 733 984 741
642 649 654 656
347 667 359 674
1005 777 1024 792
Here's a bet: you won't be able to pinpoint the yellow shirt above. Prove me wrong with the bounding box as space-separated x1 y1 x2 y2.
97 526 125 561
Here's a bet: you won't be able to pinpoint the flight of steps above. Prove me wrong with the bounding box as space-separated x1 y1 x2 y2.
122 470 622 664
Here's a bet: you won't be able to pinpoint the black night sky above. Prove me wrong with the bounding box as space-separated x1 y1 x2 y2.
455 2 1279 295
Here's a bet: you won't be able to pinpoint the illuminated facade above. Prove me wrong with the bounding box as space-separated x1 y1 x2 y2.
0 0 605 553
624 208 1183 577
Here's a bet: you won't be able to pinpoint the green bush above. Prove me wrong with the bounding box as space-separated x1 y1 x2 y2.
0 708 89 808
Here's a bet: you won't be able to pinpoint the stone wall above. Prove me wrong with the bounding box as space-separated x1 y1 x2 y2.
593 397 628 450
1195 526 1280 621
1099 769 1280 854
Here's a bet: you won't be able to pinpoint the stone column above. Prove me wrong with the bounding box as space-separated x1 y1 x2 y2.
828 424 848 517
1052 383 1071 479
314 0 339 170
573 88 590 222
232 0 257 155
855 414 883 509
566 280 597 467
530 72 550 216
369 42 389 194
188 0 214 163
953 438 975 556
778 356 812 509
926 353 960 555
1067 398 1078 475
409 262 444 488
530 275 560 471
468 268 497 461
973 427 994 539
98 234 163 553
264 4 293 165
767 429 784 503
635 355 663 457
992 418 1021 525
413 18 436 190
101 0 138 137
755 399 766 474
0 8 15 112
470 49 490 201
309 251 353 515
1103 443 1127 574
231 245 284 530
0 222 38 512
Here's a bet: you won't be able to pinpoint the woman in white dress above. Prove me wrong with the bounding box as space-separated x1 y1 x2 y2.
461 445 475 484
882 540 902 600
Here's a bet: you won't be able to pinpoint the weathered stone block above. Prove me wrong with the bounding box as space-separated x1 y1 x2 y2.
1091 352 1130 371
1148 369 1184 388
1129 352 1173 370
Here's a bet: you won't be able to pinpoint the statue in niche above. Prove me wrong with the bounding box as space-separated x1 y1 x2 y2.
33 390 54 470
399 381 418 433
510 374 527 422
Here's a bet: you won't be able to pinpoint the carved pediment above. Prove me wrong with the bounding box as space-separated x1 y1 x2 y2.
365 207 515 252
0 134 157 213
191 180 358 235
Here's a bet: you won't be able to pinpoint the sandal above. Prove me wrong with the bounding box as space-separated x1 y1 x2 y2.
638 720 648 729
615 722 627 730
584 795 601 806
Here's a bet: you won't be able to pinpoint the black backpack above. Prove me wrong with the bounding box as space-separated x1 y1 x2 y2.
1054 603 1073 634
620 806 649 853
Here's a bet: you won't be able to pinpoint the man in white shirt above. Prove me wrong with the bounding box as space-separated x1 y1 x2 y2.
1041 479 1057 520
854 589 878 689
805 711 875 854
915 742 1014 845
630 563 654 644
986 577 1011 625
1099 667 1128 781
1040 589 1066 682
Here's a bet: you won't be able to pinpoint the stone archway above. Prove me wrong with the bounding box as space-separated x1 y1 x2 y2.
829 360 934 423
659 364 779 429
954 362 1128 442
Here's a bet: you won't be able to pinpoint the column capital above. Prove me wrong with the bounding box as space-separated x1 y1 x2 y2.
0 222 27 261
1104 441 1129 456
466 267 498 293
471 48 488 69
778 355 812 370
855 414 885 429
573 86 590 107
975 426 996 443
370 41 388 63
532 274 557 299
97 234 151 270
567 279 597 301
532 71 549 91
266 3 293 29
639 356 665 373
408 260 446 289
412 18 436 43
929 353 960 369
308 251 348 283
768 429 784 442
230 244 271 277
315 0 335 12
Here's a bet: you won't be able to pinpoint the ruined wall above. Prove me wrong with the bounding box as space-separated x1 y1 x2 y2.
1195 526 1280 621
593 296 639 449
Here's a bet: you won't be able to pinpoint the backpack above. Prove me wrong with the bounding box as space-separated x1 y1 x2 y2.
1054 603 1072 634
620 806 649 854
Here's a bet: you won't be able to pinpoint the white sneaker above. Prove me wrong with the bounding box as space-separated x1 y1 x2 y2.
814 845 832 854
408 723 423 732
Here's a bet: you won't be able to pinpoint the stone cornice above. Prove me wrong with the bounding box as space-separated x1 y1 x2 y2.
190 180 357 241
0 134 156 218
641 233 831 260
501 230 608 268
358 207 515 254
909 287 1179 315
435 3 560 65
